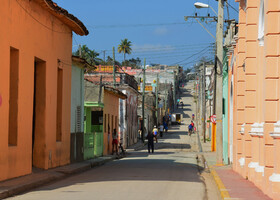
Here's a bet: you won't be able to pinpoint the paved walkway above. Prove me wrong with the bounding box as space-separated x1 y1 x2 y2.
0 156 116 199
185 81 272 200
0 139 149 198
201 141 272 200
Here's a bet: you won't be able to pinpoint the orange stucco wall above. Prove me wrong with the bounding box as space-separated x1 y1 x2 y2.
231 0 280 199
0 0 72 181
103 91 120 155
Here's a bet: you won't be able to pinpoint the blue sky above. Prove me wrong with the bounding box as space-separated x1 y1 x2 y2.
55 0 239 69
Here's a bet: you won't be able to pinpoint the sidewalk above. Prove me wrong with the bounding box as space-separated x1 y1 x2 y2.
126 139 147 151
0 155 119 199
0 139 151 199
201 140 272 200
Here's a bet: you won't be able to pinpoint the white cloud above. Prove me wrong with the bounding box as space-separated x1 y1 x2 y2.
153 27 168 36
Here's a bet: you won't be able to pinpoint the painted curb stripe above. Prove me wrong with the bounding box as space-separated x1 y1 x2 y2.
210 166 231 199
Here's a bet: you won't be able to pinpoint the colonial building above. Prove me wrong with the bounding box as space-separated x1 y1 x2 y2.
0 0 88 181
84 79 127 156
70 56 92 163
228 0 280 199
85 71 139 149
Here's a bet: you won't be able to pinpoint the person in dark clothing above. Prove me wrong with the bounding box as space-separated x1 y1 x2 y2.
146 131 155 153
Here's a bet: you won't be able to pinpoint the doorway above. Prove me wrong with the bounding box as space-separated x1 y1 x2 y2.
32 58 46 169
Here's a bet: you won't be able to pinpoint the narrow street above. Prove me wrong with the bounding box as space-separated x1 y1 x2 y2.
8 82 219 200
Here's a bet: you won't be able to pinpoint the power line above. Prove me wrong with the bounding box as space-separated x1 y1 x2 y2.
170 45 213 65
86 22 190 29
15 0 71 34
96 42 214 53
131 44 214 54
73 35 79 47
133 50 214 60
226 1 239 13
128 46 214 57
179 56 214 66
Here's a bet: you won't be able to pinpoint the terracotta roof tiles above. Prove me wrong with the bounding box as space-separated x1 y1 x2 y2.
35 0 89 36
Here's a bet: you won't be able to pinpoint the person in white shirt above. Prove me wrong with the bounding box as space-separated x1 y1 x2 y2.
159 124 164 137
152 126 158 143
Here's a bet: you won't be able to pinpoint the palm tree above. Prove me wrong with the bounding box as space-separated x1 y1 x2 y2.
118 39 132 61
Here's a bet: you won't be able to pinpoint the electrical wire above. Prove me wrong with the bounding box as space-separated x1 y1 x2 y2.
73 35 79 46
98 43 214 53
226 1 230 22
128 47 214 58
179 56 214 66
86 22 191 29
226 1 239 13
170 45 213 65
15 0 71 34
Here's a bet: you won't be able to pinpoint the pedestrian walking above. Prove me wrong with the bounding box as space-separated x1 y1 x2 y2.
159 124 164 137
191 121 194 127
192 114 195 120
188 123 193 136
146 131 155 153
188 121 195 136
152 125 158 143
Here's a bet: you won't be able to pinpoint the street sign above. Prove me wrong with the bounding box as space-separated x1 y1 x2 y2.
210 115 216 124
138 85 153 92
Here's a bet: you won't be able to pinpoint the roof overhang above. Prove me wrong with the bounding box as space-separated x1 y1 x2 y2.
72 56 93 69
35 0 89 36
84 102 104 108
104 86 127 100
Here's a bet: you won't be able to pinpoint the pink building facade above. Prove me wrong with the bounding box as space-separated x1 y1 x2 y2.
229 0 280 199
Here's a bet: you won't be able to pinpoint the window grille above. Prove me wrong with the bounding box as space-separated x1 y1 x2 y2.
76 106 81 132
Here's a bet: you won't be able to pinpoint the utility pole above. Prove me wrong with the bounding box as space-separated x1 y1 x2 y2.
141 59 146 143
98 76 103 104
165 80 167 114
102 50 106 62
78 44 82 57
195 74 201 151
173 71 176 111
198 70 201 129
113 47 116 88
202 63 206 143
156 73 159 126
215 0 224 165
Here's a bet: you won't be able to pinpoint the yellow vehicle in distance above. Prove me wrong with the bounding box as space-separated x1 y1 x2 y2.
171 113 182 125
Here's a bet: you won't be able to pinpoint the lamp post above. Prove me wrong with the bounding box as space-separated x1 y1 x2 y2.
194 2 218 16
194 1 224 164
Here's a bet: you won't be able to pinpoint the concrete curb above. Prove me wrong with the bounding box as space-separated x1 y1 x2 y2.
200 145 231 200
209 166 231 200
0 173 64 199
0 156 117 199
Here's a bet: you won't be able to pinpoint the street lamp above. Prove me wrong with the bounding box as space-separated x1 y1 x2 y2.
194 2 218 16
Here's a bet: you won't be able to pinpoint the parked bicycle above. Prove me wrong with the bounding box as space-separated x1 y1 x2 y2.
118 143 126 157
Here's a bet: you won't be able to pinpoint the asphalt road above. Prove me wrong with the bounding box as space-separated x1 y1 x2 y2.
8 83 219 200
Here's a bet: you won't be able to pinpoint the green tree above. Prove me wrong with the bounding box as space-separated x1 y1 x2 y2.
122 57 141 69
117 39 132 61
105 56 121 66
73 45 102 65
